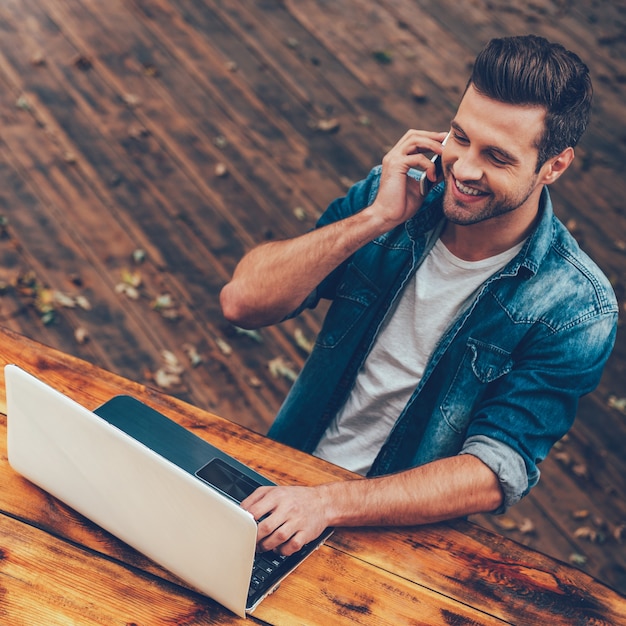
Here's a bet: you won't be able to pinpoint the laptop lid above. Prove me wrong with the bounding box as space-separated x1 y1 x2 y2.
5 364 258 617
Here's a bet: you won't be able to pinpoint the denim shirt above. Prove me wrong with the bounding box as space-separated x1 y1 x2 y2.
268 166 618 511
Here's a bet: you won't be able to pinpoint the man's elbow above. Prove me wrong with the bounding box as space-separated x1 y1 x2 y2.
219 283 256 329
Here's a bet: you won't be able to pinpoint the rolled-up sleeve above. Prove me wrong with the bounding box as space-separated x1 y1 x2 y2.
459 434 530 513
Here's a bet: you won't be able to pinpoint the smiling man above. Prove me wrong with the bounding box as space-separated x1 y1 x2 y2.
220 35 618 555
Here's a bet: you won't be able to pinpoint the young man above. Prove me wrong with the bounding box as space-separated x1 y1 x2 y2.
220 36 618 555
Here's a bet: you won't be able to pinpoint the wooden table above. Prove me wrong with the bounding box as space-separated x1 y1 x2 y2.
0 327 624 625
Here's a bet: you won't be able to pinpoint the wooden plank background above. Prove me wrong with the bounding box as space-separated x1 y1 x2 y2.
0 0 624 596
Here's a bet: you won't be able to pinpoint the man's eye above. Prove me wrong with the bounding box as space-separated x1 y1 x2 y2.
489 153 509 166
453 132 469 144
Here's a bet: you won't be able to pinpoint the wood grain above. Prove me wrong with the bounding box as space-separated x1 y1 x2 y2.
1 326 625 624
0 0 624 597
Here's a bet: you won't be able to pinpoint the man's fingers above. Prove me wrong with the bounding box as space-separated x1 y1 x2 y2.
241 486 274 519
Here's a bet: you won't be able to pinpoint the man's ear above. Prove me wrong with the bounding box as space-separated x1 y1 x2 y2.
540 147 575 185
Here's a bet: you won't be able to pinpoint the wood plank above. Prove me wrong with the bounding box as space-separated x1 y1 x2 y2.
1 327 625 624
0 513 250 625
0 347 508 625
330 523 626 625
0 0 624 599
0 513 511 626
0 0 308 430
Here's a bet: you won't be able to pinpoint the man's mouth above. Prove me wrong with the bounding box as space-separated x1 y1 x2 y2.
454 178 488 197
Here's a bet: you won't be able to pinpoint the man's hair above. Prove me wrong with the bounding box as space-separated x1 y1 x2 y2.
468 35 592 170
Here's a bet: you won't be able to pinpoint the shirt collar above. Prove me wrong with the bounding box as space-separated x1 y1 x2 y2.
407 184 555 277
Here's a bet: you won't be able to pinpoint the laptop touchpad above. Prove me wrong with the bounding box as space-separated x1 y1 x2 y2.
196 458 261 503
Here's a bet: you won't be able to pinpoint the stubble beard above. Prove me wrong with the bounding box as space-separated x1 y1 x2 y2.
442 174 539 226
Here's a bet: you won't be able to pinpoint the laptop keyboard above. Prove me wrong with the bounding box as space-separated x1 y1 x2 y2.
248 552 288 599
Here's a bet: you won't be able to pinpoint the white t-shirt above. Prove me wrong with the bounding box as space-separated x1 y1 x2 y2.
312 238 524 475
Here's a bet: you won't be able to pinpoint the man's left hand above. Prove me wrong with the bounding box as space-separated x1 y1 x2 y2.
241 485 330 555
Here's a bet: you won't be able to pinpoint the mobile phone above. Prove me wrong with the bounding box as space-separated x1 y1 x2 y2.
419 132 450 197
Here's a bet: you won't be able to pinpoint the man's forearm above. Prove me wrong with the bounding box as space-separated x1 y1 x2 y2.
319 455 503 528
242 454 503 555
219 205 390 328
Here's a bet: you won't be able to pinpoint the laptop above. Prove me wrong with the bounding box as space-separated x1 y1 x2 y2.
5 364 332 617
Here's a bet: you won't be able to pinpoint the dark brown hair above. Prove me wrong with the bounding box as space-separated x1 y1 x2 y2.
468 35 592 170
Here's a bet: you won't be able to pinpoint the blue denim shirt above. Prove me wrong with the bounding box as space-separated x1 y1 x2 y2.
268 166 618 511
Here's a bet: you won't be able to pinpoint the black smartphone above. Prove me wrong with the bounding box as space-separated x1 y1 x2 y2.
419 132 450 197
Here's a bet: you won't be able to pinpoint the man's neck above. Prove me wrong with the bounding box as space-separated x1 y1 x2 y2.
440 201 541 261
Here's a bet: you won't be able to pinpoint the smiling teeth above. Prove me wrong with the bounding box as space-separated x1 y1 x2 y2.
455 180 485 196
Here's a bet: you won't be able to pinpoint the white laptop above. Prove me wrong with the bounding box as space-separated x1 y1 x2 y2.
5 364 332 617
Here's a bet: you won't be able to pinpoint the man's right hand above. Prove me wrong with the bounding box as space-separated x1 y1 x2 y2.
370 129 448 230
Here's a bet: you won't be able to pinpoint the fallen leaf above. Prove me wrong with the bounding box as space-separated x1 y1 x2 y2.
215 337 233 356
574 526 605 543
294 328 314 354
234 326 263 343
554 451 572 466
53 291 76 308
35 288 55 314
115 282 140 300
183 343 203 367
268 356 298 382
40 310 56 326
214 162 228 177
493 516 517 531
63 151 77 164
153 350 185 390
154 367 182 389
142 63 159 77
293 207 307 221
16 95 31 111
74 327 89 344
410 84 428 103
75 295 92 311
161 350 183 371
151 293 174 311
160 308 181 321
518 518 536 534
372 50 393 64
608 396 626 415
122 93 141 108
31 52 46 66
128 123 150 139
569 553 587 566
313 118 340 133
121 268 142 288
74 55 93 71
248 376 263 388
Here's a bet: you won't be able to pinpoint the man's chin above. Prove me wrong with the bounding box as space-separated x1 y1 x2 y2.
442 195 491 226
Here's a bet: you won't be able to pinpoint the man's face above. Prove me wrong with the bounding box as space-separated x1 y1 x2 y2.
442 85 548 226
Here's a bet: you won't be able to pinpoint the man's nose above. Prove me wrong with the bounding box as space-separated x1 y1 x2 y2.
451 151 483 183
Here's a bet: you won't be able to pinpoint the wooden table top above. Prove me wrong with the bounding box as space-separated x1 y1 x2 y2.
1 326 624 626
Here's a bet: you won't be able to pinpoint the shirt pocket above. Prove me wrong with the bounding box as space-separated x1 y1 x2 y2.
315 263 379 349
440 338 513 434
